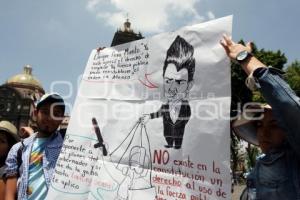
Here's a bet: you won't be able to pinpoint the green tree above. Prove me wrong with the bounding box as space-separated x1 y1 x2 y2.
285 61 300 96
231 132 240 173
255 49 287 70
245 144 260 170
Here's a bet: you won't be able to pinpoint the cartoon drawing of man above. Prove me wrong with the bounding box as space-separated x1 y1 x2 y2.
142 35 195 149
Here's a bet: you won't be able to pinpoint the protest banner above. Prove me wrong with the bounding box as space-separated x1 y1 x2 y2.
46 16 232 200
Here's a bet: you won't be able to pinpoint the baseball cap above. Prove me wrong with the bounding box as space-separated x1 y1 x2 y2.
36 93 65 113
232 104 272 146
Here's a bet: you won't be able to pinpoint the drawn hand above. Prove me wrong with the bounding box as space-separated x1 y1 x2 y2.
140 114 150 125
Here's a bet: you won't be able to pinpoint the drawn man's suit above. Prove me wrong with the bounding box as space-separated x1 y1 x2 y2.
150 100 191 149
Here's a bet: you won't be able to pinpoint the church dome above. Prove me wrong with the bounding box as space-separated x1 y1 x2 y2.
6 65 44 93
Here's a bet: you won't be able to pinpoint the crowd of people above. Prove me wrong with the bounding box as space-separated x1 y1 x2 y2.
0 35 299 200
0 93 65 200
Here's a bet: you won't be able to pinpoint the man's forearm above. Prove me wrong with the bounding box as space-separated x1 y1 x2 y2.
241 56 267 75
5 177 17 200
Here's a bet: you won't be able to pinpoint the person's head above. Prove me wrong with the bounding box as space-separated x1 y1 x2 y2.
163 35 195 102
0 121 19 164
255 109 285 153
35 93 65 136
233 104 286 153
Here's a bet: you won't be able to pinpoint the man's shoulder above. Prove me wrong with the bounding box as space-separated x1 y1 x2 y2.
6 136 34 160
47 131 64 147
181 100 190 106
7 142 23 158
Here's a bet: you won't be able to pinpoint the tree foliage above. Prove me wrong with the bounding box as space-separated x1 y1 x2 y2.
285 60 300 96
255 49 287 70
231 132 240 172
245 144 260 169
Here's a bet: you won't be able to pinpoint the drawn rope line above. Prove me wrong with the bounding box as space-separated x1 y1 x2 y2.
143 124 153 187
140 122 143 147
114 120 141 168
109 120 140 156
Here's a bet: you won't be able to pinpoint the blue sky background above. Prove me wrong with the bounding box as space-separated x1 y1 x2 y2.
1 0 299 114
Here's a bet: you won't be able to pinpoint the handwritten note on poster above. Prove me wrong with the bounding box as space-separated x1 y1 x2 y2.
46 16 232 200
87 43 149 81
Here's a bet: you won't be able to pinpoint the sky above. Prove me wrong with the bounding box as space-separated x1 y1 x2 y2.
1 0 299 114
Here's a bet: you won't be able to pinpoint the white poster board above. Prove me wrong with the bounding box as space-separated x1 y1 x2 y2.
47 16 232 200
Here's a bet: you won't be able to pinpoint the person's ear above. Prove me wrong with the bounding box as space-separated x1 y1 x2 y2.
187 80 194 91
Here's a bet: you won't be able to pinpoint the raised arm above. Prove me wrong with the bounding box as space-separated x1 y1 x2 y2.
221 35 300 155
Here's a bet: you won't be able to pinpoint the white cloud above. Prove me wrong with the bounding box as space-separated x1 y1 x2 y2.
86 0 215 33
86 0 103 12
207 11 215 20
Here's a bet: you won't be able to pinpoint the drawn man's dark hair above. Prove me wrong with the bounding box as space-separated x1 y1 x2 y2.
163 35 195 82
